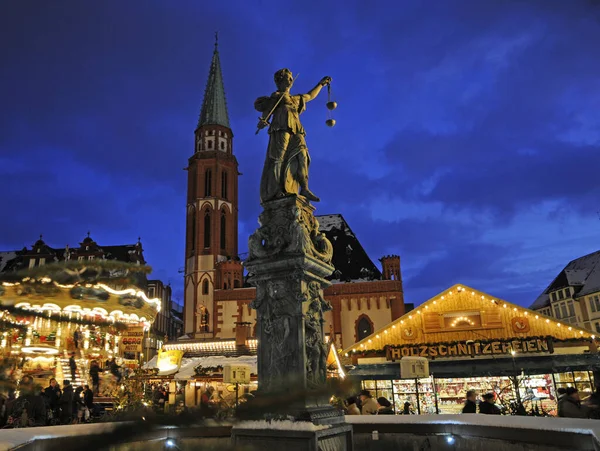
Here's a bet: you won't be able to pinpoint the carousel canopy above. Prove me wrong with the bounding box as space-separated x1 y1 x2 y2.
0 260 160 326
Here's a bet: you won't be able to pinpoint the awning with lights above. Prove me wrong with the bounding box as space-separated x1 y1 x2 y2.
343 284 597 360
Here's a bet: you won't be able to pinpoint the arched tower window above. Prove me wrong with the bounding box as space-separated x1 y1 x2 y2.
205 169 212 197
221 171 228 199
202 279 209 295
356 315 374 342
203 209 211 248
220 210 227 250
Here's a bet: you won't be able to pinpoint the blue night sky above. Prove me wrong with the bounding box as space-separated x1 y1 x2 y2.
1 1 599 308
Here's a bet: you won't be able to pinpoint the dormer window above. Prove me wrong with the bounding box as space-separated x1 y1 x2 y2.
29 258 36 268
88 256 94 260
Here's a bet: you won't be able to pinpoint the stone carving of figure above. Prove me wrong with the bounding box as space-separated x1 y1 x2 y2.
305 304 328 387
303 282 331 387
260 281 296 389
255 69 332 204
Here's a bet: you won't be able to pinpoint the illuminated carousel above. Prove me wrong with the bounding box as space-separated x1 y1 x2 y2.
0 260 160 393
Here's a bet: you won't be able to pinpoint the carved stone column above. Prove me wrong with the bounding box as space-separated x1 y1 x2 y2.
245 194 341 421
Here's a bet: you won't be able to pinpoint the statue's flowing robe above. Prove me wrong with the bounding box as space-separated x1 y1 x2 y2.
255 92 311 203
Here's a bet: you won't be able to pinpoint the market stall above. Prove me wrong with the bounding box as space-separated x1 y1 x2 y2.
343 284 600 415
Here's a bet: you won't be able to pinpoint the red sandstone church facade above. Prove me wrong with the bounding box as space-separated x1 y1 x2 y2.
183 41 407 349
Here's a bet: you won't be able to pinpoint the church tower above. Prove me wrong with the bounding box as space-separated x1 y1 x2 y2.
184 36 239 338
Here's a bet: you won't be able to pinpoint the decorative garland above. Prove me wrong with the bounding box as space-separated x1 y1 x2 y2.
194 365 223 376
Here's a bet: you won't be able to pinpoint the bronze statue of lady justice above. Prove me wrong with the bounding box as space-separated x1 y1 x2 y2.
255 69 333 204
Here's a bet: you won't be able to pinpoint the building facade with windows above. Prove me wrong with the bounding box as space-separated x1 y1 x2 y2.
146 280 184 359
181 39 407 350
0 233 146 277
530 250 600 333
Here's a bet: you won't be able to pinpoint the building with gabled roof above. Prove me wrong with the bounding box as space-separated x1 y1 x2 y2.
0 233 145 275
182 38 406 350
530 250 600 334
342 284 599 415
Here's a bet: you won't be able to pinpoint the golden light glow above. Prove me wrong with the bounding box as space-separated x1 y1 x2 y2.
450 316 475 328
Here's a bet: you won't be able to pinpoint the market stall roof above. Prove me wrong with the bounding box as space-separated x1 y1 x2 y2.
343 284 596 355
162 338 257 357
143 354 257 379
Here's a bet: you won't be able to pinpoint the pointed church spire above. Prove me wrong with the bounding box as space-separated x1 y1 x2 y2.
197 32 230 130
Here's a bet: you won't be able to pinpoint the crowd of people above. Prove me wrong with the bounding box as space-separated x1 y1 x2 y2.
460 387 600 418
342 390 415 415
339 387 600 418
0 376 95 428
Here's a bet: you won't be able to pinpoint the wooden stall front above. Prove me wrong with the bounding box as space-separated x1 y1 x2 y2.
343 284 600 415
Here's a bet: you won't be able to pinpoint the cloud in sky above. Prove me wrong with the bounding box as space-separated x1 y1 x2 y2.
1 0 599 307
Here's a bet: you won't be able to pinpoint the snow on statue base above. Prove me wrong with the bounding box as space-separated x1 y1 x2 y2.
237 194 352 450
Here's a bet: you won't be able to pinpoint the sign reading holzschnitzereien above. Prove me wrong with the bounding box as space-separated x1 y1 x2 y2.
386 337 553 361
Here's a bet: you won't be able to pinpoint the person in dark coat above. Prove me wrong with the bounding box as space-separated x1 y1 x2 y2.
479 392 501 415
83 385 94 408
69 354 77 382
59 380 74 424
402 401 414 415
109 358 122 383
558 387 589 419
42 378 61 421
376 397 395 415
73 385 84 422
462 390 477 414
89 361 100 395
73 328 82 349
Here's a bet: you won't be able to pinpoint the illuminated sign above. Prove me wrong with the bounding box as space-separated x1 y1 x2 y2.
156 349 184 374
386 338 553 361
120 327 144 353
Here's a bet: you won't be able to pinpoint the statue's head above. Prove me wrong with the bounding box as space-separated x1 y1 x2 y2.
274 68 294 91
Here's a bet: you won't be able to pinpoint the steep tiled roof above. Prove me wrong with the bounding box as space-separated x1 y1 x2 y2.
0 251 17 273
197 38 230 129
530 250 600 310
0 238 145 274
316 214 382 282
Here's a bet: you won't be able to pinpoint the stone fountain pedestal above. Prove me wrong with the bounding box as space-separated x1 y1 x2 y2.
232 195 352 450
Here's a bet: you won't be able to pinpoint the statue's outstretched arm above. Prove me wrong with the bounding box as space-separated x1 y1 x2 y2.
303 76 332 102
